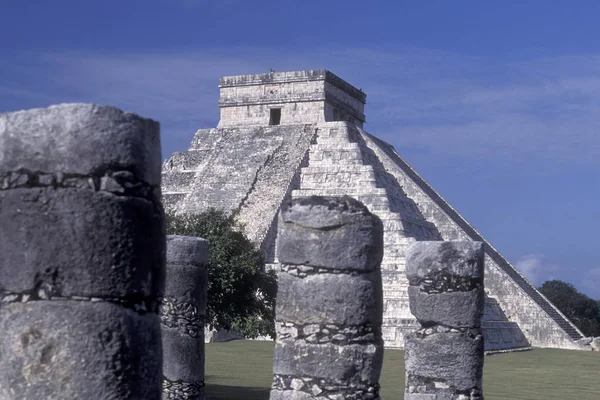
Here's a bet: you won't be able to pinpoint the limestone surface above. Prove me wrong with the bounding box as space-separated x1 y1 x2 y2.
406 241 485 329
161 69 585 351
404 241 485 399
278 195 384 271
270 196 384 400
0 186 164 298
0 302 162 400
0 103 162 185
0 104 164 400
161 235 209 400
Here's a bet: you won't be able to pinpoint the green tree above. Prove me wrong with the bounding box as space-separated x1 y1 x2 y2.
166 209 277 338
538 280 600 337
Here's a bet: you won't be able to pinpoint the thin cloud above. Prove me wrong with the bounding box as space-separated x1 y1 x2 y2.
1 47 600 165
514 254 559 286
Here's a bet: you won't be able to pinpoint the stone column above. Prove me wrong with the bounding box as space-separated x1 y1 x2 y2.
161 235 209 400
0 104 165 400
270 196 385 400
404 241 485 400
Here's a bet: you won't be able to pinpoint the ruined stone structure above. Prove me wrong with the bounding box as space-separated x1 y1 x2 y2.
162 235 209 400
405 241 485 399
271 196 384 400
162 69 584 351
0 104 165 399
592 337 600 351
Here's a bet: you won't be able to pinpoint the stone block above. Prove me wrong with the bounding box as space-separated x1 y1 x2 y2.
0 103 162 185
277 196 383 271
404 393 454 400
162 267 207 317
269 390 315 400
166 235 209 266
0 103 164 400
408 287 484 328
0 301 162 400
273 341 383 383
404 330 484 392
270 196 384 400
275 271 382 326
591 337 600 351
164 250 208 313
161 326 204 383
162 234 208 399
0 187 165 299
406 241 485 288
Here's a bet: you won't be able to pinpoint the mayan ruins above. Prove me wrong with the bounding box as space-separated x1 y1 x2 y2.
404 241 486 399
162 235 209 399
161 69 586 352
0 70 597 400
0 104 165 399
271 196 385 400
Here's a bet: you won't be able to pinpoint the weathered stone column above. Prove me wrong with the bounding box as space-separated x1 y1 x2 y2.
161 235 209 400
270 196 385 400
0 104 165 400
404 241 485 400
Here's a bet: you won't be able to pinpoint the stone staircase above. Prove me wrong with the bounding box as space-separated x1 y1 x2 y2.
357 130 584 347
290 122 434 348
494 258 583 341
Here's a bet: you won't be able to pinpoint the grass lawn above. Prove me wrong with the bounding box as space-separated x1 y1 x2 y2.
205 341 600 399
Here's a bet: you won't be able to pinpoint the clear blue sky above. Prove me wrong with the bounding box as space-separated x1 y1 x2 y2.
2 1 599 298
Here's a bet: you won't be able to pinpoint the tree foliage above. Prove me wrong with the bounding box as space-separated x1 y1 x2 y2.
538 280 600 337
166 209 277 338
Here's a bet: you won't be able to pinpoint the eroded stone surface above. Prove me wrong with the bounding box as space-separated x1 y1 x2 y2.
0 301 162 400
270 196 384 400
408 287 484 329
273 341 383 382
405 330 484 391
406 242 485 289
162 235 208 400
591 337 600 351
275 270 383 326
0 104 164 400
166 235 209 266
404 241 485 399
0 103 161 185
0 187 164 299
161 69 584 352
278 196 384 271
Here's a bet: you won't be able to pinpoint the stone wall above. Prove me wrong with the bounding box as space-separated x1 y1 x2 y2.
219 101 326 128
162 69 583 351
217 70 365 127
162 124 316 246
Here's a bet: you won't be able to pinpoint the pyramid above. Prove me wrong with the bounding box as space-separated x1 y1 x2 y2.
162 70 584 351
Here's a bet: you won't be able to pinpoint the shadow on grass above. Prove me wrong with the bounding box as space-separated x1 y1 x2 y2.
205 383 270 400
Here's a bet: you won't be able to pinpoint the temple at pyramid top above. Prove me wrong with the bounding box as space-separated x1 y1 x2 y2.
217 70 367 128
162 69 586 353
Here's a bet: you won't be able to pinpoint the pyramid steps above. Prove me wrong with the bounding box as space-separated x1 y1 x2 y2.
292 188 389 197
358 129 584 345
288 123 433 348
161 70 582 351
495 261 583 340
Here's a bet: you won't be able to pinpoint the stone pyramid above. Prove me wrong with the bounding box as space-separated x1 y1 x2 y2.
162 70 584 351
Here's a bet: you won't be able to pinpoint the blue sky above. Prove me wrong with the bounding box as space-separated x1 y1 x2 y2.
2 1 599 298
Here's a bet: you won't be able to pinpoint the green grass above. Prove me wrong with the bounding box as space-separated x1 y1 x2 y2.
205 341 600 399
